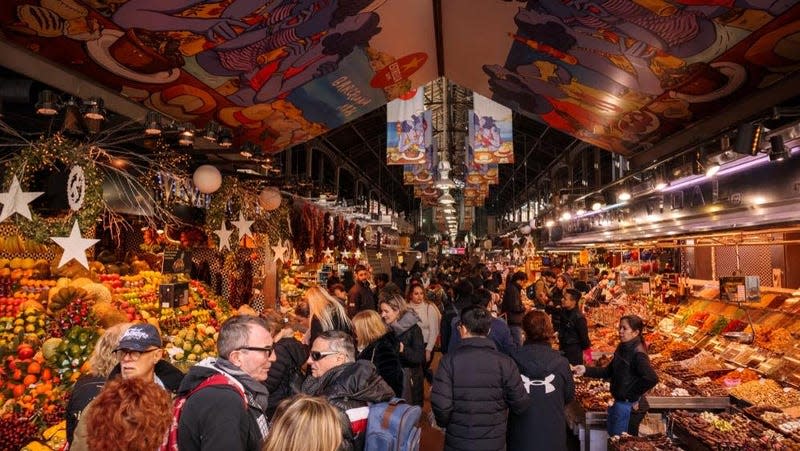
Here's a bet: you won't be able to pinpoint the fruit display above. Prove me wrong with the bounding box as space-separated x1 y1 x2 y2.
166 322 218 367
45 326 99 383
671 410 800 450
729 379 800 408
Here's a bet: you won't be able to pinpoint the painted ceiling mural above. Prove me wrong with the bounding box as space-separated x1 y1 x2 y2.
444 0 800 156
0 0 437 152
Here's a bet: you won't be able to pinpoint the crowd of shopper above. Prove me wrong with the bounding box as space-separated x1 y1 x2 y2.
64 256 657 451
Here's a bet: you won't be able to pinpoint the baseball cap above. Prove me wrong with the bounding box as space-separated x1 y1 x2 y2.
115 324 163 352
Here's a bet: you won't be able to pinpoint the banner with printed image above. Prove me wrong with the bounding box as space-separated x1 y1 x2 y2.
469 96 514 164
403 137 438 184
387 90 430 165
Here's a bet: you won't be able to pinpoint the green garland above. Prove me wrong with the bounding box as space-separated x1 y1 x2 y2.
2 135 103 243
204 177 292 248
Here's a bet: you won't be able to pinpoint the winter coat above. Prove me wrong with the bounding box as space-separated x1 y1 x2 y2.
357 332 404 397
264 336 308 419
348 281 376 314
431 337 532 451
177 361 267 451
585 336 658 402
301 360 395 451
557 307 591 365
390 310 426 406
448 315 517 357
408 300 441 352
508 342 574 451
501 283 525 326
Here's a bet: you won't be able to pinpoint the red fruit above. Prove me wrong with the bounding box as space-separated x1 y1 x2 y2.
17 344 34 360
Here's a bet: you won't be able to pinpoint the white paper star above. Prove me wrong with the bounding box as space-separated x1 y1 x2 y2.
272 241 287 262
375 251 383 260
322 247 334 259
341 250 351 259
511 234 521 246
232 212 254 239
214 222 233 251
525 236 535 247
354 249 362 259
0 176 44 222
51 220 99 269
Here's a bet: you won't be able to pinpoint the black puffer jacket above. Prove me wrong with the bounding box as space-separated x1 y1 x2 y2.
508 342 574 451
585 336 658 402
264 336 308 418
431 337 531 451
301 360 395 451
348 281 376 314
390 310 425 406
357 332 404 397
557 307 591 365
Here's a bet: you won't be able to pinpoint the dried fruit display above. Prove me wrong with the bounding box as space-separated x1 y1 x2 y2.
671 410 800 450
574 378 613 411
608 433 681 451
714 368 760 387
730 379 800 408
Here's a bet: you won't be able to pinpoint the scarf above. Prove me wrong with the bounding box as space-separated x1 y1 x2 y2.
214 357 271 439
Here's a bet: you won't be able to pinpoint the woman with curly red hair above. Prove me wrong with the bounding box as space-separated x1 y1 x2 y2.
72 377 173 451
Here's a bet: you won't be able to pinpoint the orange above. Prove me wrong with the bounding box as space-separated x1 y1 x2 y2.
40 368 52 381
23 374 38 386
12 384 25 398
27 362 41 375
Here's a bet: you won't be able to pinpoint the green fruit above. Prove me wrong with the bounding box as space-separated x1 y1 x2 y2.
68 344 82 358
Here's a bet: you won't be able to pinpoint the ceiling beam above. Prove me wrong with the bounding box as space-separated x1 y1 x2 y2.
629 70 800 170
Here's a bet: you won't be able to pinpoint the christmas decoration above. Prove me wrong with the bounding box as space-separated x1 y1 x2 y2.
67 165 86 211
50 220 99 269
322 247 334 259
193 165 223 194
258 187 282 211
341 250 351 259
0 175 43 222
375 251 383 260
511 235 521 246
271 241 288 263
214 223 233 252
232 212 254 239
354 249 362 259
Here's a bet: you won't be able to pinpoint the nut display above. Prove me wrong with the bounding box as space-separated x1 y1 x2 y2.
671 410 800 450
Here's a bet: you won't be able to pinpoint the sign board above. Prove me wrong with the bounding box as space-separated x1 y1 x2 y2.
159 282 189 309
162 249 192 274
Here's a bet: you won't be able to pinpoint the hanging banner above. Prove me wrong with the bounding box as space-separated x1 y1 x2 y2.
403 137 437 184
387 90 430 165
466 143 499 186
470 95 514 164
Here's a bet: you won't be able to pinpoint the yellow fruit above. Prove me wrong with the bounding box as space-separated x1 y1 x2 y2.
10 258 23 269
21 258 36 270
0 258 9 268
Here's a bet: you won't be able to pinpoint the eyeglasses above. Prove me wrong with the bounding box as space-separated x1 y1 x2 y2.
310 350 339 361
237 346 274 358
114 348 159 361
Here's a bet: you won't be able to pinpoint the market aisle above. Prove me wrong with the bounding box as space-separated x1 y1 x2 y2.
420 354 445 450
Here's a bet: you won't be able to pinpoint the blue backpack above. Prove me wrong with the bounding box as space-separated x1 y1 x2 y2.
365 398 422 451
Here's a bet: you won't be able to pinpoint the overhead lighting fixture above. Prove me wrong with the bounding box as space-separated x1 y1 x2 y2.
36 90 59 115
617 186 631 202
218 127 233 148
83 97 105 120
560 211 572 221
734 123 763 155
654 167 668 190
178 123 195 146
705 161 720 177
144 111 162 135
439 190 455 205
203 121 221 142
240 142 255 158
545 219 555 228
769 135 788 161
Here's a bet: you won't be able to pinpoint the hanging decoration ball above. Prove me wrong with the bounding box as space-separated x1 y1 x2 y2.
519 225 532 235
258 187 282 211
193 165 222 194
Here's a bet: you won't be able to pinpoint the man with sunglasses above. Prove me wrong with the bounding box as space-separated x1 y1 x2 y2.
177 315 276 451
301 330 394 451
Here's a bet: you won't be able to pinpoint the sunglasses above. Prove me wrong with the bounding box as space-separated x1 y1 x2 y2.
237 346 274 357
310 350 339 361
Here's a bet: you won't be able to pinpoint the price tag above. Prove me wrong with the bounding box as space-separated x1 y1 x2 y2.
642 282 650 295
736 285 745 302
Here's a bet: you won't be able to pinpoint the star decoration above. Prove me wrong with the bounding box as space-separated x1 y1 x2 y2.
375 251 383 260
272 241 288 262
322 247 334 259
51 220 99 269
511 234 521 246
354 249 362 259
232 212 254 239
341 250 351 259
214 222 234 252
0 176 44 222
525 236 535 247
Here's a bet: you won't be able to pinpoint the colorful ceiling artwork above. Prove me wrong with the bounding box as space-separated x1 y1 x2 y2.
0 0 438 152
444 1 800 156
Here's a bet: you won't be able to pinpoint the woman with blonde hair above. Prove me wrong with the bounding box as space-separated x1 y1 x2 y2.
65 322 132 446
83 377 173 451
352 310 404 396
306 286 353 345
262 395 344 451
379 295 425 405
